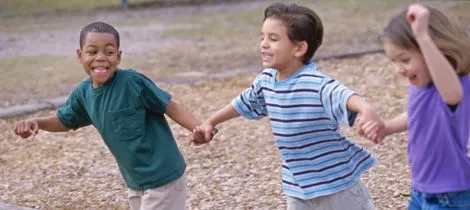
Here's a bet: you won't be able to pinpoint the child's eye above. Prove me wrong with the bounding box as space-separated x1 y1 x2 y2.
86 51 96 55
105 51 115 55
400 58 410 64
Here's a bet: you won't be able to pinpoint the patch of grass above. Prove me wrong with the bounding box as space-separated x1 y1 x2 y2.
110 18 157 27
0 19 89 34
159 6 262 40
0 0 157 17
0 55 85 93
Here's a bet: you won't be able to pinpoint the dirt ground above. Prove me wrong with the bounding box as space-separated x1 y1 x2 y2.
1 53 412 209
1 0 470 209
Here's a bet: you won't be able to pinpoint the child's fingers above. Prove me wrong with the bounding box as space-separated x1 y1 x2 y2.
193 127 205 142
406 12 415 23
28 127 38 137
354 117 364 135
13 124 20 135
204 131 211 142
362 121 379 136
204 128 215 141
23 122 31 134
20 123 28 136
376 130 386 145
369 132 379 143
17 123 24 134
356 124 364 136
28 129 35 137
210 128 219 140
31 122 39 135
188 133 207 146
406 5 419 23
376 136 384 145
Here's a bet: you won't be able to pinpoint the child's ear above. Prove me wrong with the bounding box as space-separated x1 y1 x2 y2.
117 50 122 64
294 41 308 58
76 49 83 63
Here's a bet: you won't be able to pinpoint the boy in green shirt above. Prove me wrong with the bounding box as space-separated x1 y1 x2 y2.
13 22 207 210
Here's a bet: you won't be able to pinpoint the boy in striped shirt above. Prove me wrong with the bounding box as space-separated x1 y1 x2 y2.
192 3 382 209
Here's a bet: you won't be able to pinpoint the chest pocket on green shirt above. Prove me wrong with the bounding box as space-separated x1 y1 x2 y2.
109 107 144 141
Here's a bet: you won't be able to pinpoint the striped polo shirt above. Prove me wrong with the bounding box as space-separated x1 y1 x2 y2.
232 62 376 199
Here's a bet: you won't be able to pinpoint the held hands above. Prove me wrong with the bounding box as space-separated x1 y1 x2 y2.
188 122 218 146
407 4 431 38
13 119 39 138
355 108 386 144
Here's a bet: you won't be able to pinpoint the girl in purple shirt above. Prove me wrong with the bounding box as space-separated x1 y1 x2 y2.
358 3 470 210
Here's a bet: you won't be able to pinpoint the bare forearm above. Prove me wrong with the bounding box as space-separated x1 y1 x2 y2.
165 101 201 132
36 116 71 132
417 35 463 104
385 112 408 135
207 104 240 126
347 94 373 114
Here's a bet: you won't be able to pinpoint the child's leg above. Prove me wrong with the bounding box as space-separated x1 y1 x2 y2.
128 189 143 210
287 180 375 210
127 174 188 210
409 188 470 210
286 196 315 210
408 189 423 210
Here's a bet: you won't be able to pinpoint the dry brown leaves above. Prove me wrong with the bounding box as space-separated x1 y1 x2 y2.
0 53 412 209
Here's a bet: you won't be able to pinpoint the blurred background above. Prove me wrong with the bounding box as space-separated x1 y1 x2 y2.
0 0 469 209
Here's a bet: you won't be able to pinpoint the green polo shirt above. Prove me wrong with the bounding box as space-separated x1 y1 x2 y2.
57 69 185 190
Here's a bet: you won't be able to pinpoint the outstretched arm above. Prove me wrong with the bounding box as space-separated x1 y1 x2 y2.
407 4 463 105
14 115 70 138
347 95 384 144
206 104 241 128
192 104 241 144
165 100 201 132
384 112 408 135
361 112 408 143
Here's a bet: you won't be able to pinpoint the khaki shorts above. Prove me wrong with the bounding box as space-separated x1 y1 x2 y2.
287 180 375 210
128 174 187 210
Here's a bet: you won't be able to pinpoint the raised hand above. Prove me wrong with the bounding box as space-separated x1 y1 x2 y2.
13 119 39 139
406 4 431 38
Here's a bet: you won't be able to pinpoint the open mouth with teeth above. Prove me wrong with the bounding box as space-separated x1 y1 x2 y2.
92 66 109 75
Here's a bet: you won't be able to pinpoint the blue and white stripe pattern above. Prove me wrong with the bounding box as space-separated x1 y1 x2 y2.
232 62 376 199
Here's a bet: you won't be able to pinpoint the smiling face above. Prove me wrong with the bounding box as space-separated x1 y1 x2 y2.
383 40 431 88
259 17 303 72
77 32 121 88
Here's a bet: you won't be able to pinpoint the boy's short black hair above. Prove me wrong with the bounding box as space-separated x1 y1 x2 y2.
264 3 323 64
79 22 120 49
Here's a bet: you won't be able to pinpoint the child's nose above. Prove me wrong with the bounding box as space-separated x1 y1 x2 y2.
95 52 106 61
260 39 268 49
396 65 406 75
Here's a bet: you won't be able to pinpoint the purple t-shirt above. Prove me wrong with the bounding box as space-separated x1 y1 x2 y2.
408 76 470 193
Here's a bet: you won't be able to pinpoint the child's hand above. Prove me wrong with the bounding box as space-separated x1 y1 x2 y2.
189 123 217 146
407 4 430 38
354 114 366 136
356 107 385 144
361 120 387 145
13 119 39 139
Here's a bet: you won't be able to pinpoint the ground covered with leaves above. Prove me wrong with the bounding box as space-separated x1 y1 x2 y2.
1 53 412 209
1 0 470 209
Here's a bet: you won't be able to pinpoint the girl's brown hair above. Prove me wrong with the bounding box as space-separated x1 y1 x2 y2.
380 5 470 75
